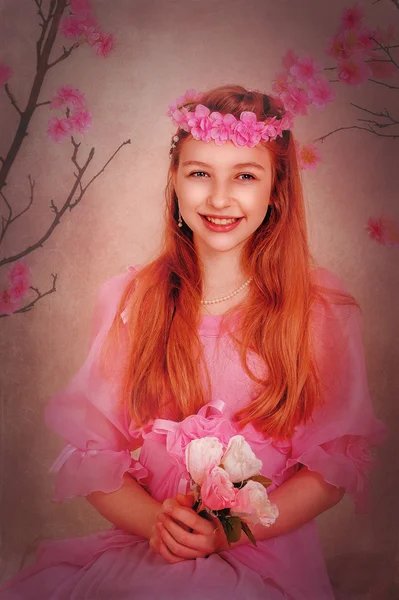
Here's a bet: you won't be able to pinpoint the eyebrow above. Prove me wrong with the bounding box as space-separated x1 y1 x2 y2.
182 160 266 172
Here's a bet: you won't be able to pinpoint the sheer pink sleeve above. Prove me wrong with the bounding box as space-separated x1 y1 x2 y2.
274 268 387 513
45 265 148 502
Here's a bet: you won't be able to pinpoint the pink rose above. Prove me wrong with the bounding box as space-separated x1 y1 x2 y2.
201 466 236 510
221 435 262 483
185 437 224 486
231 480 279 527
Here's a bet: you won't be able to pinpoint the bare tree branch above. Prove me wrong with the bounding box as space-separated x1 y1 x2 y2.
4 84 22 116
47 43 79 70
0 0 68 195
314 125 399 143
0 175 36 244
368 78 399 89
0 138 131 267
0 274 58 319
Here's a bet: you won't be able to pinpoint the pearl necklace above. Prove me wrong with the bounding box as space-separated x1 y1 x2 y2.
200 277 253 305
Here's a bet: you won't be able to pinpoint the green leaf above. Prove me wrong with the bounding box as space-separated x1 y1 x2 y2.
241 521 257 547
247 474 272 488
219 516 242 546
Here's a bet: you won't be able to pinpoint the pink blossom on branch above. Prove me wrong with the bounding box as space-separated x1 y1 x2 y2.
50 85 86 110
0 62 12 86
337 56 372 86
70 109 93 133
282 49 299 70
290 56 323 83
341 3 364 31
366 216 399 247
295 141 321 171
47 117 73 143
307 77 336 108
279 84 309 117
8 260 30 283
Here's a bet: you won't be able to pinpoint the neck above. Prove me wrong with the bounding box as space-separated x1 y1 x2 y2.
198 245 246 297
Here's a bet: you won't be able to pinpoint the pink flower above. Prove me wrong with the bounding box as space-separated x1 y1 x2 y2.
307 77 336 108
47 117 73 143
221 435 262 482
171 106 191 132
0 289 19 315
9 277 30 301
185 437 224 485
290 56 322 83
50 85 86 110
337 57 372 85
341 4 364 31
366 216 399 247
92 33 114 58
326 32 350 61
230 112 264 147
231 480 279 527
70 108 92 133
209 112 236 145
271 71 290 96
280 84 309 117
8 261 30 284
167 89 203 117
187 104 213 142
282 49 299 70
296 141 321 170
0 62 12 86
201 467 236 511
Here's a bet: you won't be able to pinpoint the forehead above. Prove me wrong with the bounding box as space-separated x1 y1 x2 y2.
178 138 272 170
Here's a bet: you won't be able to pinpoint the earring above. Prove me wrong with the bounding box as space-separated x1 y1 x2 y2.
178 208 183 228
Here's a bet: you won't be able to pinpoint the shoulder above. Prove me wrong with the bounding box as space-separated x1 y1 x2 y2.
310 266 350 294
91 264 143 330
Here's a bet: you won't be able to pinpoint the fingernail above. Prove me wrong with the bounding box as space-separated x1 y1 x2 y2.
157 522 163 530
165 505 172 513
158 513 165 522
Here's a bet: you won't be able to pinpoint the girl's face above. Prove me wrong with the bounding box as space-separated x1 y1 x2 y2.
173 138 273 257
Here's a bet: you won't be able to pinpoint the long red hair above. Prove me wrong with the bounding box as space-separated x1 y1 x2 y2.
100 84 358 440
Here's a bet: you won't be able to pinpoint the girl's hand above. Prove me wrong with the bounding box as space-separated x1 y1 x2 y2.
149 493 228 563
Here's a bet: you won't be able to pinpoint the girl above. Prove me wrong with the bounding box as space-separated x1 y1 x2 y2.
0 84 386 599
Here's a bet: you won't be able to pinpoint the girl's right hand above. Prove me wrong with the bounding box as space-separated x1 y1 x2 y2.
148 494 197 563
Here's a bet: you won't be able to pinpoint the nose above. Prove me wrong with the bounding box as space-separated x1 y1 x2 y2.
207 178 233 209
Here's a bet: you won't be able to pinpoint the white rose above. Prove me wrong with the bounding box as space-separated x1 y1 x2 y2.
185 437 224 486
221 435 263 483
231 480 279 527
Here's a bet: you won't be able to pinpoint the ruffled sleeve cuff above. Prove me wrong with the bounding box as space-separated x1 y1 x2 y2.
49 443 149 503
273 432 385 513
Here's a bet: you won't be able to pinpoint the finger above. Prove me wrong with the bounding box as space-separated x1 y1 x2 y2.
161 515 212 554
176 493 195 507
158 523 203 560
165 505 214 535
149 526 185 564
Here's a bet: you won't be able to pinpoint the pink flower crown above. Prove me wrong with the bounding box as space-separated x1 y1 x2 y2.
167 89 293 152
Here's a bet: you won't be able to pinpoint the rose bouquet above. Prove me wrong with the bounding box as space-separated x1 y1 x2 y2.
185 435 279 546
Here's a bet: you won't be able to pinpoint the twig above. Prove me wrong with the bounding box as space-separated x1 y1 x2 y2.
4 85 23 116
47 43 79 70
369 36 399 70
0 0 68 195
350 103 399 124
0 274 58 319
0 175 36 244
314 125 399 143
0 138 131 267
368 79 399 90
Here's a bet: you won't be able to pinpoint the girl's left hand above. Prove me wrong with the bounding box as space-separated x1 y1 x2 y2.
150 493 228 563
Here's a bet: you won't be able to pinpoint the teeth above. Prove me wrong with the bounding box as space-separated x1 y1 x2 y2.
205 216 238 225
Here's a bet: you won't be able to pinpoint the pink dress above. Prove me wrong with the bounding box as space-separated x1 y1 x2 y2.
0 265 387 600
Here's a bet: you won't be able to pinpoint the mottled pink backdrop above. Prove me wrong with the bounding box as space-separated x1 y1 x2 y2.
0 0 397 597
